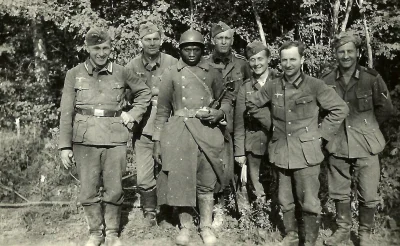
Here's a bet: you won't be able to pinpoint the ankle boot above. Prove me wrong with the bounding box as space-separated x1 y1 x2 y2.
279 210 299 246
176 207 193 246
104 203 122 246
324 202 351 245
198 193 217 245
358 206 375 246
83 203 104 246
303 213 320 246
140 187 157 226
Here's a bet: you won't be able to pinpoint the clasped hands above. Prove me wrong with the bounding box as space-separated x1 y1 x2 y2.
195 107 225 124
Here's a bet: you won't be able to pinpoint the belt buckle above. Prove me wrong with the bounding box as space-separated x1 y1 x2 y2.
94 109 105 117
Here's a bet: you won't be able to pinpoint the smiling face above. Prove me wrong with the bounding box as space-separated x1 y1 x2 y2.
86 40 111 67
212 30 234 54
141 31 162 56
336 41 359 70
280 46 304 79
249 50 270 76
180 44 202 66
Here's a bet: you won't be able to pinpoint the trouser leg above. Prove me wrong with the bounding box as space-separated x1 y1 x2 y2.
83 203 104 246
247 153 266 199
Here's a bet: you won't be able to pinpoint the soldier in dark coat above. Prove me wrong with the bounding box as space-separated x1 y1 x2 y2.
152 29 232 245
59 28 151 246
125 22 177 225
321 33 394 246
204 21 251 229
234 41 279 207
247 41 349 246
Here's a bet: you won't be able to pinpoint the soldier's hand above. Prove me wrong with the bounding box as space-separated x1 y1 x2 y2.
235 156 247 167
199 108 225 124
153 141 162 165
60 149 75 170
121 112 135 126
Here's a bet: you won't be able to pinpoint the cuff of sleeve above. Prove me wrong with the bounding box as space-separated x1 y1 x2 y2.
152 131 161 141
127 109 142 124
219 104 231 117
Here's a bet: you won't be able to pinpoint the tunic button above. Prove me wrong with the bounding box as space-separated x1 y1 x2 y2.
99 80 101 82
182 85 185 89
348 125 351 128
184 107 188 110
347 101 349 104
182 97 186 100
288 109 292 112
203 77 206 80
288 133 291 136
182 76 185 79
184 117 188 121
152 75 154 77
288 122 291 125
201 97 204 100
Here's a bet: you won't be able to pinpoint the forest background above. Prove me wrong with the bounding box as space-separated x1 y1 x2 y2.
0 0 400 245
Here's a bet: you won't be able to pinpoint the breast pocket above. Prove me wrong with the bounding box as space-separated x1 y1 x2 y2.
356 89 373 112
74 80 92 103
295 95 315 119
111 82 125 102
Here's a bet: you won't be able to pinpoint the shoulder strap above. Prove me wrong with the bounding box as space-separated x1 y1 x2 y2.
184 67 214 104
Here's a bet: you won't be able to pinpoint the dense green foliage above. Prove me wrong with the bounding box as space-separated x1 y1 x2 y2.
0 0 400 235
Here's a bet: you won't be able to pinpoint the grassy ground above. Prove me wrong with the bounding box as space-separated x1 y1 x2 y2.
1 204 399 246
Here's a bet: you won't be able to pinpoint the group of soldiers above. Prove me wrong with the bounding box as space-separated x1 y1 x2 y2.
59 20 395 246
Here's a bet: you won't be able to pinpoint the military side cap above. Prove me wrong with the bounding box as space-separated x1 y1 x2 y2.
246 41 268 58
211 21 232 38
139 22 160 38
333 32 360 49
85 27 111 46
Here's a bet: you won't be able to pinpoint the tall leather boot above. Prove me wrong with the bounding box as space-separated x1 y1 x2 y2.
358 206 376 246
324 202 351 245
279 210 299 246
303 213 321 246
198 193 217 245
176 207 194 246
140 187 157 226
83 203 104 246
104 203 122 246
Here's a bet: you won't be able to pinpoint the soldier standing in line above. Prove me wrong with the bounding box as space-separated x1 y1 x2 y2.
59 28 151 246
321 33 394 246
125 22 177 226
234 41 280 213
152 28 232 246
204 21 251 228
246 41 349 246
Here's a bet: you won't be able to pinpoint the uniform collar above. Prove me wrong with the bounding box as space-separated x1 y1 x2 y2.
177 57 209 71
336 64 361 80
141 52 161 71
85 59 113 75
283 72 304 89
212 50 232 65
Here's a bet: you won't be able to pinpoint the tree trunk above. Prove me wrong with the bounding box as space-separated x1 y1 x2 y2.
357 0 373 68
332 0 341 37
341 0 354 32
251 0 267 46
32 15 49 93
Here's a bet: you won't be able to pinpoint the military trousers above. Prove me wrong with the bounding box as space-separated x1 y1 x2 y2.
134 134 156 191
74 144 127 205
328 155 380 207
247 152 267 198
278 165 321 215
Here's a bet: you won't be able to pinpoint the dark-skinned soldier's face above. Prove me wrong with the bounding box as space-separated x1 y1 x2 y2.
180 44 202 66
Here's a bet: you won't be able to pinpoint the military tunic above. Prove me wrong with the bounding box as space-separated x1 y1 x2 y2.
321 65 394 206
247 73 349 214
125 53 177 191
234 69 279 198
59 60 151 204
153 58 231 206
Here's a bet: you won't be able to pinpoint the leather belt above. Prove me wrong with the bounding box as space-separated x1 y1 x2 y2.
75 108 122 117
174 108 199 118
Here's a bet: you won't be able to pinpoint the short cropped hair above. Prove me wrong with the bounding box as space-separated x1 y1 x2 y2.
279 41 306 57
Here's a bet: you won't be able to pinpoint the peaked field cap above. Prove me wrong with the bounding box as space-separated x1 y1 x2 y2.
333 32 360 49
246 41 268 58
139 22 160 38
211 21 232 38
85 27 111 46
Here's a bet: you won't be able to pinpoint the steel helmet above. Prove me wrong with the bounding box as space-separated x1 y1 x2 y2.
179 28 204 47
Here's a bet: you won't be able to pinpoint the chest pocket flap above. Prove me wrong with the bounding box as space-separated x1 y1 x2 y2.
295 96 313 105
356 89 373 112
